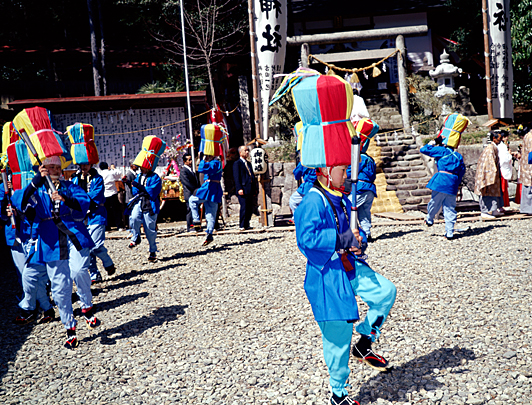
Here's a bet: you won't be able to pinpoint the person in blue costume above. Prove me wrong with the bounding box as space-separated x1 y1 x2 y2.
71 163 116 283
21 156 100 349
346 153 377 241
1 182 54 325
295 165 396 405
288 162 317 222
420 137 466 240
128 164 162 262
189 155 223 246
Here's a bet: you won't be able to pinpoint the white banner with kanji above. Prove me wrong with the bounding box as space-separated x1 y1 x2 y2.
487 0 514 119
254 0 287 141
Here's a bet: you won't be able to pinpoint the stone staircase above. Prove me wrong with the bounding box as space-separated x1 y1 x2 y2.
375 132 433 211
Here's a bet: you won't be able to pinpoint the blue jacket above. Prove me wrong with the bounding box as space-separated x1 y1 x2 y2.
1 185 34 246
21 173 95 264
71 168 107 226
295 185 365 323
293 163 317 196
348 154 377 197
132 171 162 215
195 160 223 203
420 144 466 195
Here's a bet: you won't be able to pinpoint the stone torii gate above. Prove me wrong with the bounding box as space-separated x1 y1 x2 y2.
287 25 429 134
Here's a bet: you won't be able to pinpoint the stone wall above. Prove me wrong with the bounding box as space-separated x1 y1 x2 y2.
225 134 523 217
225 162 298 218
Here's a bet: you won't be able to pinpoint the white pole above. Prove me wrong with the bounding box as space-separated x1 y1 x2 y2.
180 0 196 172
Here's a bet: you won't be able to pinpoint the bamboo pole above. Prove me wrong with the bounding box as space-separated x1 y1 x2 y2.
180 0 197 171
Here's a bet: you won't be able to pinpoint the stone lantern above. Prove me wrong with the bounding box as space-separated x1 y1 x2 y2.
429 49 462 98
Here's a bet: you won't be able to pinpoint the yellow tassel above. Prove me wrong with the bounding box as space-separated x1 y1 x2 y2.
372 66 382 78
350 73 360 83
327 68 336 76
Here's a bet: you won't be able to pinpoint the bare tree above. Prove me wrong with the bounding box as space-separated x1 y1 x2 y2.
150 0 247 107
87 0 101 96
87 0 107 96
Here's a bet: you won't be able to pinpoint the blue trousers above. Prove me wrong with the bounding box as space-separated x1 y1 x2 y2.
426 190 457 237
88 223 114 277
18 240 52 313
68 240 92 310
318 261 396 397
189 195 218 235
130 203 158 253
289 191 304 219
356 191 375 237
10 243 25 290
46 240 93 330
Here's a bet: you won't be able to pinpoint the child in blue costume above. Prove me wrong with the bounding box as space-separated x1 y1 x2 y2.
289 162 317 220
420 138 466 239
1 183 54 324
128 165 162 262
189 155 223 246
72 163 116 282
21 156 100 349
346 153 377 241
295 165 396 405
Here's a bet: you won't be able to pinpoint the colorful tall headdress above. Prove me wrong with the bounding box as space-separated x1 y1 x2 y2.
200 124 228 161
353 118 379 153
12 106 56 136
437 113 470 149
2 122 18 154
133 136 167 170
11 106 71 168
66 123 99 165
292 75 356 168
6 140 35 190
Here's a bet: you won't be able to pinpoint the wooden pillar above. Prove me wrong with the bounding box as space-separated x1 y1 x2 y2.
396 35 410 134
301 43 309 68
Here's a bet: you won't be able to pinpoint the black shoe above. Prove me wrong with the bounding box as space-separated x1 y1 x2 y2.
148 252 157 262
193 221 202 232
352 335 389 371
64 328 79 349
202 234 214 247
39 308 55 324
105 264 116 276
91 272 103 284
331 393 360 405
424 219 433 227
14 309 38 325
82 306 101 330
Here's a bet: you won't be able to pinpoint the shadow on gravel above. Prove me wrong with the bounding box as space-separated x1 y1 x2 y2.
0 226 33 380
159 235 282 262
81 304 188 345
92 278 147 296
451 223 507 239
109 262 185 279
375 229 424 240
93 291 150 313
159 245 232 261
354 346 476 403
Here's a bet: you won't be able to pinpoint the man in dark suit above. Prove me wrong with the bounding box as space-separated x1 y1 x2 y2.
179 154 200 232
233 146 258 230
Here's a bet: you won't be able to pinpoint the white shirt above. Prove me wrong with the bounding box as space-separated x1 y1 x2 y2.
497 143 513 181
101 168 123 197
350 94 370 122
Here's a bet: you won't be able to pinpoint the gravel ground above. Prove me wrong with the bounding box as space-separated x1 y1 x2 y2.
1 217 532 405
